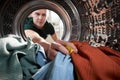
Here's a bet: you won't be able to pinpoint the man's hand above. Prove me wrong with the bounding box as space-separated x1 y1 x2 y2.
55 40 78 53
46 40 78 60
47 42 69 60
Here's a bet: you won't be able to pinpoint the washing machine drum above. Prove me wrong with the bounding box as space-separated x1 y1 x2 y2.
0 0 120 52
0 0 81 41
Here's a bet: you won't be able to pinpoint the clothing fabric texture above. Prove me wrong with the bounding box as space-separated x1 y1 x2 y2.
24 17 55 39
32 51 74 80
71 40 120 80
1 34 120 80
0 34 46 80
0 34 26 80
36 45 48 67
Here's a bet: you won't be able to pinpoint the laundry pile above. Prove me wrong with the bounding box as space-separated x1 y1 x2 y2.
71 40 120 80
0 34 120 80
0 35 74 80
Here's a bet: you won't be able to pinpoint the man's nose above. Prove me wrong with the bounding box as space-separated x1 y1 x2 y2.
38 15 42 19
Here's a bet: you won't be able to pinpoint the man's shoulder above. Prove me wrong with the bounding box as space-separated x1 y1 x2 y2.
44 21 53 29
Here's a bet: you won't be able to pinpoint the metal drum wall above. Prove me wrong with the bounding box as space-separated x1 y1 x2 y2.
0 0 120 51
71 0 120 51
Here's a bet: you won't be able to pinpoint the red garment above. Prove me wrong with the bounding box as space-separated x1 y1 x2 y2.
71 41 120 80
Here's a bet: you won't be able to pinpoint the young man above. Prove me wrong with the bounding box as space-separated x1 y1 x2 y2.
24 9 77 60
24 9 58 41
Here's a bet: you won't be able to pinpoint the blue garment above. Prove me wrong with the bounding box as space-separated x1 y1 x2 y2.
36 45 48 67
32 52 74 80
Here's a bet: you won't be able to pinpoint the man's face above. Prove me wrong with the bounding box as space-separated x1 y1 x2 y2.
31 9 47 29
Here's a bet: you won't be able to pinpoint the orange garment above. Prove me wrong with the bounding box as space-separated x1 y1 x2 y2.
70 41 120 80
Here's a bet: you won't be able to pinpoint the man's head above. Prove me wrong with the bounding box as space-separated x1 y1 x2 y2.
30 9 48 29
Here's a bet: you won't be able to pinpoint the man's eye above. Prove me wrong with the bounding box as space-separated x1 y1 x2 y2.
42 14 46 17
36 13 40 16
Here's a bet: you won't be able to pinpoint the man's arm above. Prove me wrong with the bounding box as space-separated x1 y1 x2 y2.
25 29 77 60
51 33 58 41
25 30 51 52
24 30 68 60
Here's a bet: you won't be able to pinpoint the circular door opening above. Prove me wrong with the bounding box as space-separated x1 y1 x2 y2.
14 0 73 41
0 0 81 41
